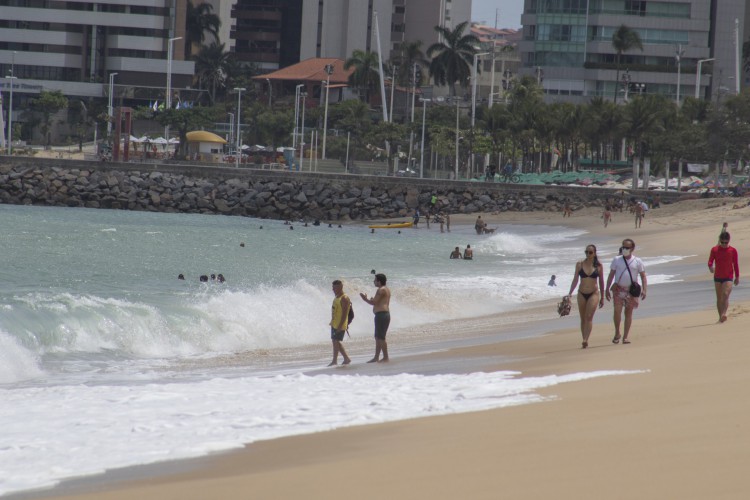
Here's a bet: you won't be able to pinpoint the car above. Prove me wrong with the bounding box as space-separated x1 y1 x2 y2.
396 168 418 177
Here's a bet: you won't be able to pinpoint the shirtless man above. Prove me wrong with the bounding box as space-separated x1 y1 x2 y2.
463 244 473 260
450 247 463 259
634 202 644 228
360 273 391 363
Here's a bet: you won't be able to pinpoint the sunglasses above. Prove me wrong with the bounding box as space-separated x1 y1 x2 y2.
622 246 633 250
720 241 729 245
585 251 595 255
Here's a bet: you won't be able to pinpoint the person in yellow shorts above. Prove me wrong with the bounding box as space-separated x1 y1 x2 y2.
328 280 352 366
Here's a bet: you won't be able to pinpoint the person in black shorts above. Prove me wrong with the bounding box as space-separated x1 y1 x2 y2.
359 273 392 363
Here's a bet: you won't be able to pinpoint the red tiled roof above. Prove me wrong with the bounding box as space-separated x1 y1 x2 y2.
253 58 354 84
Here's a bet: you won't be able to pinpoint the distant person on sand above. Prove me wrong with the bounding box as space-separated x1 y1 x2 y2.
328 280 352 366
548 275 557 287
413 208 420 228
360 273 391 363
634 202 644 228
708 232 740 323
446 213 451 232
567 244 605 349
720 222 728 235
603 206 612 227
562 203 572 217
463 245 473 260
450 247 463 259
605 238 647 344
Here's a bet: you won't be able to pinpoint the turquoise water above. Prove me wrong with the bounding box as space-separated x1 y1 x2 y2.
0 204 595 384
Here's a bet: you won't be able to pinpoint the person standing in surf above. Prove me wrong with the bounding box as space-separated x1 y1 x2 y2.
359 273 391 363
708 232 740 323
566 244 605 349
328 280 352 366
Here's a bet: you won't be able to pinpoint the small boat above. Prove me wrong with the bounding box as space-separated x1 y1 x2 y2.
368 222 413 229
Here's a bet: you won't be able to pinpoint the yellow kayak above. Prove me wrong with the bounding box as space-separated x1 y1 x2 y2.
368 222 413 229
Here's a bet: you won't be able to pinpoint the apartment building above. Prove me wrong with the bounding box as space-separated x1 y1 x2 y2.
0 1 194 101
231 0 470 70
518 0 748 103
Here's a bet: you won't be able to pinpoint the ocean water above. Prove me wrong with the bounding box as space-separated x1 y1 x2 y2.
0 205 680 496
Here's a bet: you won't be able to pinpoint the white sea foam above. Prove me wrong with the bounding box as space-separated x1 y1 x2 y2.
0 369 642 496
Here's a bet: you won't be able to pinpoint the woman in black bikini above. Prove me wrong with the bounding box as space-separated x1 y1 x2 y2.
567 244 605 348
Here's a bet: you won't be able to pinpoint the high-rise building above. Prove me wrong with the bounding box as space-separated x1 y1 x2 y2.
230 0 470 70
518 0 747 103
0 1 194 100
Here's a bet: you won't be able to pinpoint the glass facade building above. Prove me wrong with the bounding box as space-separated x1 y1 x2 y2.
518 0 748 102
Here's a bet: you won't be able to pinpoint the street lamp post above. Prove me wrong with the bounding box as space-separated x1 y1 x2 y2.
675 44 684 106
419 97 430 179
165 36 182 141
471 52 489 128
227 112 234 148
107 72 118 139
389 64 398 123
695 58 715 99
7 50 16 156
471 52 489 179
299 92 307 171
234 87 245 169
322 63 334 159
293 84 304 149
455 98 460 180
266 78 272 107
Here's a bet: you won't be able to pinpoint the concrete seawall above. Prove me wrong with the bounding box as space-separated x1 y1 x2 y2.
0 156 681 220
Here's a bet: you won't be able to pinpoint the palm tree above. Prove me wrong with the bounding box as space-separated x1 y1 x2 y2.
193 42 231 105
393 40 429 86
612 25 643 104
185 1 221 58
426 21 480 97
344 50 381 104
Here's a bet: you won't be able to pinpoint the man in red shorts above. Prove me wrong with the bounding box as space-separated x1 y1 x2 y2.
708 232 740 323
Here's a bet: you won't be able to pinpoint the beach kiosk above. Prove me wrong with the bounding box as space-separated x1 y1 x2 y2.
186 131 227 162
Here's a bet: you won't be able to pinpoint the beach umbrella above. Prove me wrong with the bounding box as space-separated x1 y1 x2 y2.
150 137 168 145
129 135 142 143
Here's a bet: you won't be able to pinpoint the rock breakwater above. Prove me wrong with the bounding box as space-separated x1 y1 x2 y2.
0 158 674 221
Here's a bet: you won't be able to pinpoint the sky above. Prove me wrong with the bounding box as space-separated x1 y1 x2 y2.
472 0 523 29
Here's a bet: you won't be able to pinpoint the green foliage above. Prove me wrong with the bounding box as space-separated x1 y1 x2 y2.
29 90 68 146
344 50 381 103
151 106 221 159
427 21 480 96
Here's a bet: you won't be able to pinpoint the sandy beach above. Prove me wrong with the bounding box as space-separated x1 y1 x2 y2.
32 197 750 500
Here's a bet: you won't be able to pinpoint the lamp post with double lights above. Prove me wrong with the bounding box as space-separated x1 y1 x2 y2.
234 87 245 169
293 84 304 149
322 63 334 159
7 50 17 156
165 36 182 141
107 72 118 139
299 91 307 171
695 58 714 99
621 70 631 102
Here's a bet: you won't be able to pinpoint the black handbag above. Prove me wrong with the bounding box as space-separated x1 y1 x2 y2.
623 257 642 297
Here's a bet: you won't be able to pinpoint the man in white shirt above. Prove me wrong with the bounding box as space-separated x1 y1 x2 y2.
605 238 647 344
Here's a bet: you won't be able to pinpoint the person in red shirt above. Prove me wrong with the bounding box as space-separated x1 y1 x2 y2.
708 232 740 323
